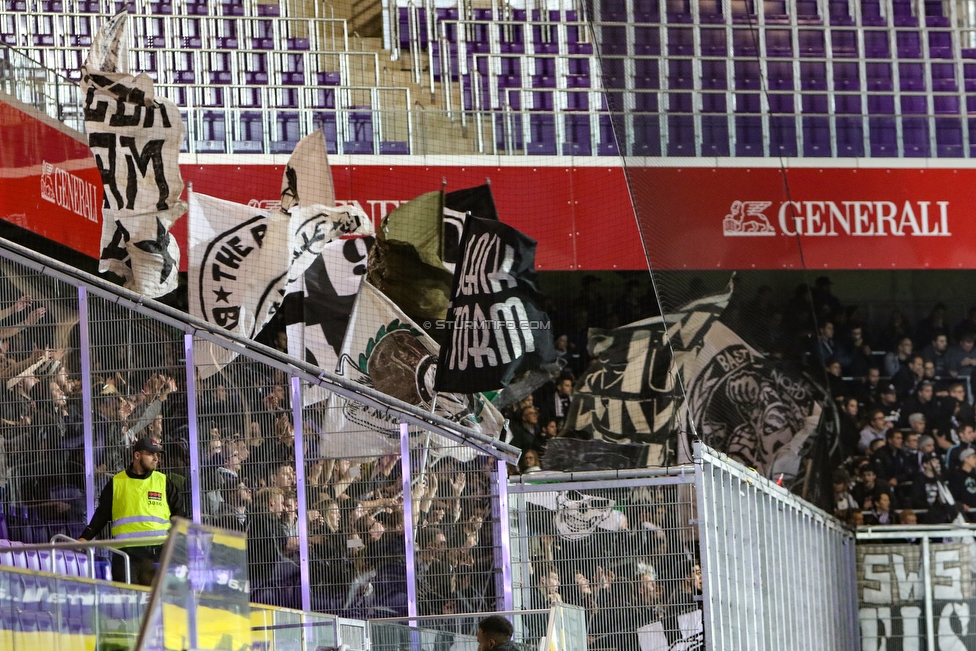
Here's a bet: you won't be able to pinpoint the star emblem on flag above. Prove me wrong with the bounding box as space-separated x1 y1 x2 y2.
134 217 176 283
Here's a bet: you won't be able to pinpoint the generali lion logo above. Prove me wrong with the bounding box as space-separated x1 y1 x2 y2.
722 200 775 236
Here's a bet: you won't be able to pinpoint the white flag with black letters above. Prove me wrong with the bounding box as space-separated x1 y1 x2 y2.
188 191 370 378
83 12 185 297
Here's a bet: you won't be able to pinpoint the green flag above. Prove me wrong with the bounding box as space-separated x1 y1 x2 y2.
367 190 454 343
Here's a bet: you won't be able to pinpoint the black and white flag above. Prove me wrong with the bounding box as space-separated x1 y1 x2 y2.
188 192 370 378
557 287 830 487
442 184 498 274
83 12 185 297
434 217 556 394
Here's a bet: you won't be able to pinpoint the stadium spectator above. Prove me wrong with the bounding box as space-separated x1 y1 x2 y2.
536 374 574 424
859 409 890 453
877 384 902 424
832 469 859 523
916 304 950 351
923 333 950 376
947 333 976 378
840 326 872 377
949 448 976 521
508 406 539 451
812 321 837 366
954 308 976 343
946 422 976 471
855 367 883 406
910 453 956 524
852 462 888 511
893 354 926 400
838 397 861 459
811 276 842 320
884 337 914 378
880 311 913 352
864 492 893 525
899 382 937 427
477 615 517 651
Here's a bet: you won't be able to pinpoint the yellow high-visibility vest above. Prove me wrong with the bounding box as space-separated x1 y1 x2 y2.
110 470 172 546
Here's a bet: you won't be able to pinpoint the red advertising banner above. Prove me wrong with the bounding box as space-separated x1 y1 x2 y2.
628 166 973 270
0 99 103 258
178 163 645 271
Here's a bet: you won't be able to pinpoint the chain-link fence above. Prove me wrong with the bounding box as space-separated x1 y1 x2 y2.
0 235 518 620
856 525 976 651
509 444 859 651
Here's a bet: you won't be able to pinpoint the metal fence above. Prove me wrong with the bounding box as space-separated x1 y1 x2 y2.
856 524 976 651
508 443 859 651
0 234 518 623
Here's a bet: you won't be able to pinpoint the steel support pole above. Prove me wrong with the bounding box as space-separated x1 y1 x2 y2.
291 376 312 613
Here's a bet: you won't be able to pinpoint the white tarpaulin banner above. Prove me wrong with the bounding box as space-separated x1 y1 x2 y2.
83 12 185 297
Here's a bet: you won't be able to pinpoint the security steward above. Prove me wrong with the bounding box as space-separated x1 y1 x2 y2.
78 437 183 585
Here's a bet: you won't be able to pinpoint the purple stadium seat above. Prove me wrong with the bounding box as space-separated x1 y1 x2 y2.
929 31 952 58
700 28 726 55
668 27 694 55
380 141 410 155
864 32 890 57
936 118 963 157
768 94 793 113
902 118 931 156
699 0 723 21
769 116 798 156
868 94 895 115
798 30 826 56
632 115 661 155
562 114 593 156
669 92 693 112
734 60 761 89
835 117 865 156
802 93 828 114
732 29 758 57
803 117 831 156
598 115 620 155
866 62 893 91
897 31 922 58
735 93 761 113
835 94 861 114
869 117 898 156
666 0 692 22
634 0 659 21
700 115 730 155
600 0 626 19
833 62 860 90
892 0 918 24
796 0 821 21
669 59 693 88
767 61 793 90
734 116 763 156
832 30 857 56
766 29 792 56
667 115 695 156
800 62 827 89
901 95 927 114
633 26 660 55
527 114 557 155
701 92 726 113
932 64 957 91
899 63 925 90
701 59 726 88
828 0 854 24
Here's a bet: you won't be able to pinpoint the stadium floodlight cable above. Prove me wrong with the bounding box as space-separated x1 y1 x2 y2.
0 235 521 464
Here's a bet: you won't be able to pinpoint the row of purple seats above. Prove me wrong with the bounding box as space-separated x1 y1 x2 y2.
193 110 408 155
597 25 952 59
602 58 968 95
490 113 619 155
598 0 949 25
649 113 969 157
0 540 94 578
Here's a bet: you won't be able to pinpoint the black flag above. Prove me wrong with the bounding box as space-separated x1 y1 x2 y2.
443 184 498 273
434 216 556 393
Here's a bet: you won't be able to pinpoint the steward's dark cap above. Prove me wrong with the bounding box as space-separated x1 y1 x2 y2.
133 437 163 454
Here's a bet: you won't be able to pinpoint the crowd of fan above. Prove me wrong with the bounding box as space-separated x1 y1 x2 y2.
762 280 976 527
